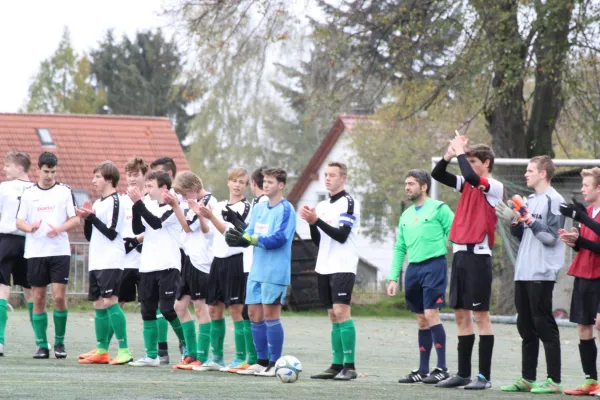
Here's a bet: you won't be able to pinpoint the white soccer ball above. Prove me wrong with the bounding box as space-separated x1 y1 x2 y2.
275 355 303 383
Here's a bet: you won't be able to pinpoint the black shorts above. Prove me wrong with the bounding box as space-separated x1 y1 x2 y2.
449 251 492 311
570 277 600 325
177 256 209 301
139 268 180 303
0 234 29 288
318 273 356 308
27 255 70 287
118 269 140 303
88 269 123 301
207 253 245 306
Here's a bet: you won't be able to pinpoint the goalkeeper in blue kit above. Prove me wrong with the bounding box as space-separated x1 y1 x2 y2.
225 168 296 377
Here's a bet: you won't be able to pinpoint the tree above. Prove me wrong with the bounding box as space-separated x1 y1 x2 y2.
90 29 198 145
25 27 106 113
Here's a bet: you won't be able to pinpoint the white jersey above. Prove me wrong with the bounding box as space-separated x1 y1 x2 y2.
87 192 126 271
136 201 182 273
212 199 251 259
0 179 34 236
243 194 269 273
181 194 218 273
17 182 77 258
314 191 361 275
120 194 141 269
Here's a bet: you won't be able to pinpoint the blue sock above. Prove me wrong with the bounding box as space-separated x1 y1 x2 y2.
430 324 447 370
418 329 432 374
265 318 284 363
251 320 268 361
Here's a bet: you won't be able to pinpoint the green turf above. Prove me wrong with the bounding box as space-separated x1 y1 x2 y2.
0 311 587 399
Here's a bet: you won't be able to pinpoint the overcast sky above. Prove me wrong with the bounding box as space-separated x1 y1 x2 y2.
0 0 169 112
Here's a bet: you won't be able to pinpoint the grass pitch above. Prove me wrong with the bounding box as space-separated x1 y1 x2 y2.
0 311 585 399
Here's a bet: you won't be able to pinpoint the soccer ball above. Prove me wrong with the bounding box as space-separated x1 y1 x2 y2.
275 355 303 383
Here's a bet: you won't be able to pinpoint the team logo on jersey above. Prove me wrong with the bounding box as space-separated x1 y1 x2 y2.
37 205 55 212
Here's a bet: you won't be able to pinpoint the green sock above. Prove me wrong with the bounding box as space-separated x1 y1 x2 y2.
94 309 110 352
243 319 257 364
0 299 7 345
106 323 114 347
168 316 185 345
157 309 168 344
107 304 128 349
27 302 34 324
233 320 246 361
332 322 344 365
182 321 197 358
197 322 211 363
32 312 49 349
210 318 226 358
339 319 356 364
53 309 68 345
143 319 158 358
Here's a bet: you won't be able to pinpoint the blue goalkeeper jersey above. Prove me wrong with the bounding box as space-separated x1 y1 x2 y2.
246 198 297 285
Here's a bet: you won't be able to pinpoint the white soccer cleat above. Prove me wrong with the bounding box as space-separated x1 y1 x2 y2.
128 355 160 367
192 359 224 372
254 365 276 377
0 343 4 356
237 363 264 375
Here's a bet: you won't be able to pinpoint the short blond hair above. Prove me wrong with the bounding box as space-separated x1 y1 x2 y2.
327 161 348 176
228 167 249 185
5 151 31 172
581 167 600 187
173 171 203 193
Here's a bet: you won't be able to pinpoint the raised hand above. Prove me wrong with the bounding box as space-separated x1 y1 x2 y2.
127 186 142 203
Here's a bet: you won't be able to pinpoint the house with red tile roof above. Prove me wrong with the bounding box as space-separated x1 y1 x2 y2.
0 113 189 241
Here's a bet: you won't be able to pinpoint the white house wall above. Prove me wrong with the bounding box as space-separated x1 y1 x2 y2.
294 131 395 280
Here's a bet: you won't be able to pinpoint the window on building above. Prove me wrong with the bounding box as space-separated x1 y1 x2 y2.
317 194 327 202
36 128 55 147
72 189 89 208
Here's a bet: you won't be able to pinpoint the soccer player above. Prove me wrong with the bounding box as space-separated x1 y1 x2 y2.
168 171 218 370
557 167 600 396
225 167 297 377
300 161 361 381
386 169 454 384
495 156 565 394
16 152 80 359
431 135 503 390
128 171 186 367
76 161 132 365
192 167 252 372
0 151 35 355
149 156 180 362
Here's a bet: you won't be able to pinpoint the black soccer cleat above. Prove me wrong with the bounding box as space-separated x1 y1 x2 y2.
422 367 450 384
33 347 50 359
54 343 67 359
464 374 492 390
333 367 358 381
435 374 471 388
311 367 343 380
398 369 428 383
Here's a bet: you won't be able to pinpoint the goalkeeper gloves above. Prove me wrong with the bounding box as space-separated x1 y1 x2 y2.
222 205 248 231
123 237 140 254
560 197 588 222
224 228 258 247
495 201 518 225
509 194 532 225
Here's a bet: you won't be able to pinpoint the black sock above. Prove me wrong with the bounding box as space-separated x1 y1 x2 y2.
158 342 168 351
478 335 494 381
579 339 598 380
257 358 269 367
344 362 356 370
268 360 276 367
330 363 343 371
458 334 475 378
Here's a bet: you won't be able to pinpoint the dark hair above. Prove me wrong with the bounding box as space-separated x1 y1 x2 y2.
5 151 31 173
125 156 148 175
94 161 120 188
252 166 267 188
38 152 58 169
151 157 176 177
405 169 431 195
465 144 495 173
530 155 555 181
263 168 287 184
147 170 171 190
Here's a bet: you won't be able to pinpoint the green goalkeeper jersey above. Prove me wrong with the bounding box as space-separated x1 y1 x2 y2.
388 198 454 281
